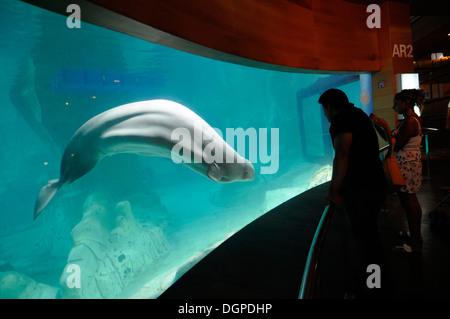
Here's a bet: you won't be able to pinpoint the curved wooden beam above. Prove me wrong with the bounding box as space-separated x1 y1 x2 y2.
24 0 382 72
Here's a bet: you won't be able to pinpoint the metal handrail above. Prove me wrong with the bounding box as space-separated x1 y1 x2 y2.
298 145 391 299
379 144 390 153
423 127 438 179
298 203 334 299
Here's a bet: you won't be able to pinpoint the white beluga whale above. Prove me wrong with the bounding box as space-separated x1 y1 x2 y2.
34 99 255 219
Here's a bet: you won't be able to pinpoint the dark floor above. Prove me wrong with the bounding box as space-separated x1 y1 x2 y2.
160 129 450 299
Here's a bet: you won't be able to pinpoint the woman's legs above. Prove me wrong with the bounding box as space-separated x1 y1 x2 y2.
398 191 423 252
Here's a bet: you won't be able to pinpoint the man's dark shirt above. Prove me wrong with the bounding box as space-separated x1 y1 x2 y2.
329 105 387 193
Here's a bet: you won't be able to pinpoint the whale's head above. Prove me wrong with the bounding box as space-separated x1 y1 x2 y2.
207 158 255 183
232 158 255 182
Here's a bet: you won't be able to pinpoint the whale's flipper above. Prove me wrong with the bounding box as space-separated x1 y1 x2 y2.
34 179 61 220
207 163 222 182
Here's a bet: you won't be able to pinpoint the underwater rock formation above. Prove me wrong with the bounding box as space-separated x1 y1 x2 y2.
308 165 333 189
0 271 58 299
60 199 169 299
130 231 236 299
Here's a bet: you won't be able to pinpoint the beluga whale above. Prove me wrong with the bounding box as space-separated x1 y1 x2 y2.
34 99 255 219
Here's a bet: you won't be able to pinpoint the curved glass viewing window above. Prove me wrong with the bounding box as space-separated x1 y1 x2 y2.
0 0 373 298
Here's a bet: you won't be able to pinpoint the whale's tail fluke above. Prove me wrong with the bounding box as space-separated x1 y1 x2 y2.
34 179 61 220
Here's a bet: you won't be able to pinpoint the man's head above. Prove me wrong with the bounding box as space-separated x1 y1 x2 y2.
318 89 351 122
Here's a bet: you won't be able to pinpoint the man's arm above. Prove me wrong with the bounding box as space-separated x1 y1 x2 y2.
326 132 352 209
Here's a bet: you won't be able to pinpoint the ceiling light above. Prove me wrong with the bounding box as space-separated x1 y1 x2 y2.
431 52 444 60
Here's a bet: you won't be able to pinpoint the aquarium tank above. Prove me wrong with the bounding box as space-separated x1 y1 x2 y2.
0 0 373 298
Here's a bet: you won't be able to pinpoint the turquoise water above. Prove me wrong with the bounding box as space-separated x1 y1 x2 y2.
0 1 373 298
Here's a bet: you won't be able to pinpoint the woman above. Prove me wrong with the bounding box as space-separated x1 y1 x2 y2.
371 89 424 254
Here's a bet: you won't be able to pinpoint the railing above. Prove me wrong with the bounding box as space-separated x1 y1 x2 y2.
423 127 438 180
298 203 334 299
378 144 390 161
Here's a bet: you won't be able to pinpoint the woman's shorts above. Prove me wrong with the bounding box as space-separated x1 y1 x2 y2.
394 149 422 194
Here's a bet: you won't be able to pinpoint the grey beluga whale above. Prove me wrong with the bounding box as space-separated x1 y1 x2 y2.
34 99 255 219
